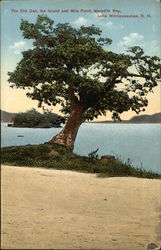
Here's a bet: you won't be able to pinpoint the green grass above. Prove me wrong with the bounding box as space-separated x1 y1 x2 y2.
1 144 160 179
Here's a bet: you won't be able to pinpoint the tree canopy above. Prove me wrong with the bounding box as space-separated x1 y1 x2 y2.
8 15 161 149
12 109 65 128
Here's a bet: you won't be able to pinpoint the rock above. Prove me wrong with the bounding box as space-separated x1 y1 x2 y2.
48 149 59 158
7 123 13 127
100 155 115 164
147 243 159 250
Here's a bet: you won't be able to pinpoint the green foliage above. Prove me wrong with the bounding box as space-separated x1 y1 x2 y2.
1 144 160 179
12 108 66 128
8 15 161 121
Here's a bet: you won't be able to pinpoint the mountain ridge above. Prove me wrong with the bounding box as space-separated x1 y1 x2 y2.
1 109 161 123
93 112 161 123
1 110 17 123
128 112 161 123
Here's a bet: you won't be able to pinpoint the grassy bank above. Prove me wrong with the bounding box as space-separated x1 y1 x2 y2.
1 144 160 179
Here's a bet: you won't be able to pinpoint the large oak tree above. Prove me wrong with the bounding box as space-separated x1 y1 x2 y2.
8 15 161 150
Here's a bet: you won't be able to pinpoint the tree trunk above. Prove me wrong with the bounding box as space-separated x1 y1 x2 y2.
48 106 84 150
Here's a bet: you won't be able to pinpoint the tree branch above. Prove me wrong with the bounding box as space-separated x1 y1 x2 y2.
68 84 79 108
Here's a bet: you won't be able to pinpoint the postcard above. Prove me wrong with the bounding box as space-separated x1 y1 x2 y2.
1 0 161 249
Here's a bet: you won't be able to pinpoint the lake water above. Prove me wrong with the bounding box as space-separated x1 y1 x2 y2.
1 123 161 174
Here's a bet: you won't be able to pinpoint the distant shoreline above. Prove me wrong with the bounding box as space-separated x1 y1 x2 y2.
1 121 161 125
1 110 161 123
88 121 161 124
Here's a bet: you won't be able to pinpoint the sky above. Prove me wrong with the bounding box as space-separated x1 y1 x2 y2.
1 0 161 120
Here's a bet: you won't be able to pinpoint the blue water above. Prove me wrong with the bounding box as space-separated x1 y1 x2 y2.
1 123 161 174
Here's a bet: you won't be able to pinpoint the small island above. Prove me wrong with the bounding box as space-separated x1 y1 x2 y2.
7 109 66 128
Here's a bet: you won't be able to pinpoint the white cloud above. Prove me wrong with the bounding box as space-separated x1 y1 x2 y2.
93 16 124 30
10 41 26 54
105 21 113 28
151 40 158 47
146 40 160 56
73 17 88 26
118 33 144 47
72 15 124 31
104 21 124 30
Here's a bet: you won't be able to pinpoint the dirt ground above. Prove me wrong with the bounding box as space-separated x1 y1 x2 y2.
1 165 161 249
